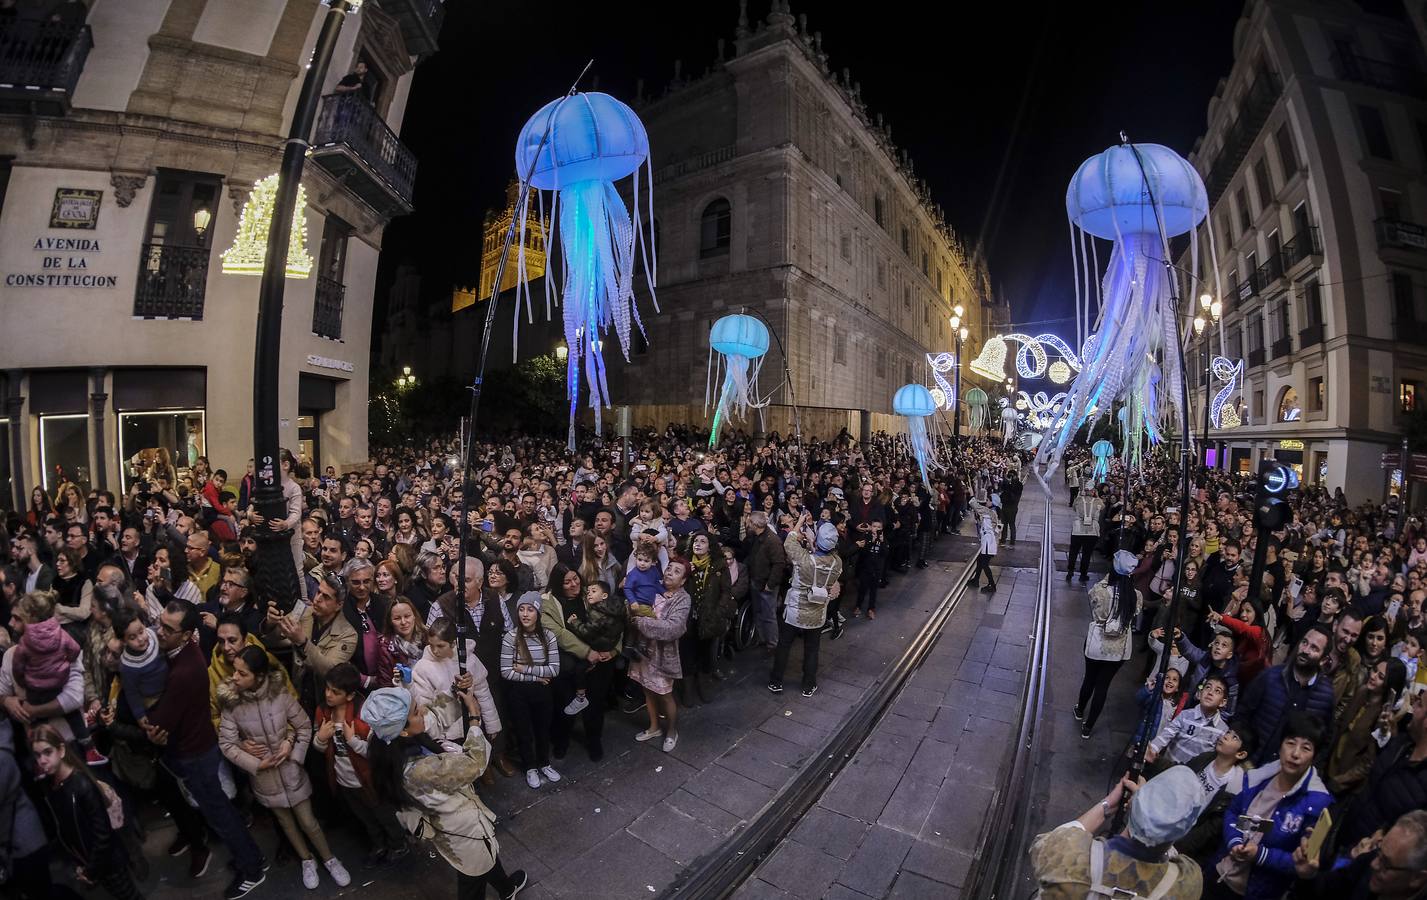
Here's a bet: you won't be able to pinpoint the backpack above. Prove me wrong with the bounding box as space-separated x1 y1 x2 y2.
1032 838 1181 900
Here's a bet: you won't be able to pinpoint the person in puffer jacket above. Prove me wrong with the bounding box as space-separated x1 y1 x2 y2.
1212 712 1333 900
409 617 501 742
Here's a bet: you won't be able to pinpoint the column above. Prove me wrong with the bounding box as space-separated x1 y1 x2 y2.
859 409 871 447
89 368 109 492
5 370 25 513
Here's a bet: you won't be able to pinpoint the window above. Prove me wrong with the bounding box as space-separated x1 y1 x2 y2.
1247 316 1264 352
1275 123 1299 177
0 156 11 218
904 361 914 384
834 332 847 365
1254 157 1274 209
874 195 885 228
834 173 843 189
40 414 90 493
1393 272 1419 326
1252 390 1264 424
1303 278 1323 327
876 257 886 288
921 249 929 276
118 410 206 492
840 231 852 262
1221 214 1233 247
935 268 943 294
699 198 731 258
1379 187 1404 221
313 215 350 340
135 169 221 320
1401 380 1420 413
903 285 911 309
875 354 886 379
1358 105 1393 159
923 303 928 324
1271 300 1289 342
1236 187 1252 231
1278 387 1302 422
1308 377 1325 413
901 226 910 256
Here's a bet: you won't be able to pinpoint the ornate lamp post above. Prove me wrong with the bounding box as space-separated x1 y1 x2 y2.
949 304 965 442
250 0 362 611
1194 291 1221 470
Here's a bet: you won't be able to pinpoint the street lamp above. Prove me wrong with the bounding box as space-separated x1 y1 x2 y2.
949 306 966 443
250 0 363 613
192 207 212 238
555 342 568 361
1195 297 1221 469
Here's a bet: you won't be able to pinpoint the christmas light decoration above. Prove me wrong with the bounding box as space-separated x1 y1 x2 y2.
1209 356 1243 429
929 386 946 408
220 174 313 278
1048 360 1072 384
970 335 1009 381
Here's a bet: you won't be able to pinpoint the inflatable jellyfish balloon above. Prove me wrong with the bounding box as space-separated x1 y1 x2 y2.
706 314 770 447
1035 142 1210 481
965 387 989 432
1091 439 1114 484
514 91 657 449
894 384 938 490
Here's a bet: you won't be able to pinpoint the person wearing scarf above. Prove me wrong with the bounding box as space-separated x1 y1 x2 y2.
678 532 733 705
362 687 526 900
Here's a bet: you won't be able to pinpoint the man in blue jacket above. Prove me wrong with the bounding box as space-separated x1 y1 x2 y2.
1233 624 1335 767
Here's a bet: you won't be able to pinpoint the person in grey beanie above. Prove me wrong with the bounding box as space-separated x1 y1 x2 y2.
769 512 842 698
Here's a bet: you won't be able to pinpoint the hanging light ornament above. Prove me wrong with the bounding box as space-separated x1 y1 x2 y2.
705 313 770 447
964 387 989 431
1048 360 1072 384
893 384 940 490
969 335 1009 381
221 174 313 278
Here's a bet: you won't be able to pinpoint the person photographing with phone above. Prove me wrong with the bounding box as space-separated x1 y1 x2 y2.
768 512 842 698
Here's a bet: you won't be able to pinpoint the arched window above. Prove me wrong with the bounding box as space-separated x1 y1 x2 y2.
1277 386 1301 422
699 199 731 259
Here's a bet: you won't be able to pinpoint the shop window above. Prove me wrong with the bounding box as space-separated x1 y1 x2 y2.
1358 105 1393 159
118 410 205 492
1401 380 1420 413
135 169 221 320
699 198 730 258
1308 376 1325 412
1277 386 1301 422
39 414 90 493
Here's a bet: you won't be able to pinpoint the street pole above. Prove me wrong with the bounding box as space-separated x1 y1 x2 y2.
250 0 357 612
953 337 962 444
1399 434 1409 535
1202 343 1212 470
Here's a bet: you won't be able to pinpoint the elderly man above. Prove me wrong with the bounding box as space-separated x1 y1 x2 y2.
339 559 388 691
269 573 355 712
201 566 263 639
185 530 220 601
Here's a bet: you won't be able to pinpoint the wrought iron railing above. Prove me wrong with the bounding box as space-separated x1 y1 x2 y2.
1236 273 1258 304
0 22 92 109
1299 323 1324 348
133 244 211 320
1204 72 1283 205
1332 51 1427 97
1248 347 1266 368
1280 226 1321 270
312 93 418 205
312 275 345 340
1256 253 1285 290
1271 337 1292 360
1377 217 1427 251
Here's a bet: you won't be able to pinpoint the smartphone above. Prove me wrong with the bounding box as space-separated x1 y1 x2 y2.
481 519 494 533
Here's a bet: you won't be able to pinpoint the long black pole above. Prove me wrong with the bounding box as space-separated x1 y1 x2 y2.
251 1 352 613
452 61 592 727
953 339 962 444
1111 136 1196 832
1202 343 1212 468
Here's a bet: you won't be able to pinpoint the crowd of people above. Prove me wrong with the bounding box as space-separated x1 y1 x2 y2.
1034 449 1427 900
0 425 1028 900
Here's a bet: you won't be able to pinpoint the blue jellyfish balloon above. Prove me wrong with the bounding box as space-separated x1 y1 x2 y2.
894 383 938 490
514 91 658 448
1036 142 1210 480
706 314 770 447
1091 439 1114 484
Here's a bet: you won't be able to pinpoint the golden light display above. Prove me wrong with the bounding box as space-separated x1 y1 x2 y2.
220 174 314 279
1048 360 1072 384
929 386 946 408
969 335 1009 382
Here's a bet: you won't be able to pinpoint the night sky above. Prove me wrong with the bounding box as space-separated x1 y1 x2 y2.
375 1 1246 348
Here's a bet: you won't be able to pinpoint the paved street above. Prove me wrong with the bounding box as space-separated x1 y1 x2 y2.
131 526 1009 899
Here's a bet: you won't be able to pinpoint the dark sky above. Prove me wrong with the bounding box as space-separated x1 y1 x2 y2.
376 1 1246 348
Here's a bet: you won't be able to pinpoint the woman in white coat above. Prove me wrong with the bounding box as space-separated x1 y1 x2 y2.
409 617 501 745
1074 550 1144 740
968 499 1000 594
362 686 526 900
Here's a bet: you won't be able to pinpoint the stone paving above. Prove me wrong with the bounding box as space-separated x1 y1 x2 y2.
735 501 1047 900
128 529 987 899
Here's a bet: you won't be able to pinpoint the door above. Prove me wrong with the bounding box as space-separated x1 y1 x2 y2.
298 413 321 473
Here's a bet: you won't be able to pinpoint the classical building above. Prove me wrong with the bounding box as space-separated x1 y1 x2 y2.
434 2 1008 440
1181 0 1427 501
0 0 441 510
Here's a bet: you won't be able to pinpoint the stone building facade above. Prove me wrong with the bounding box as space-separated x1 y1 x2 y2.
1180 0 1427 501
0 0 440 509
433 2 1008 441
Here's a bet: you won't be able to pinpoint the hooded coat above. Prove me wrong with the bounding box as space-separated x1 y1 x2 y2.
216 668 313 809
399 724 500 877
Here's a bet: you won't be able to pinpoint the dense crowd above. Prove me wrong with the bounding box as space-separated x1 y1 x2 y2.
1033 449 1427 900
0 425 1026 900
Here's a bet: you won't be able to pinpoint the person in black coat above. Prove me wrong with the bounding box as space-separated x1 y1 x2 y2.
1333 690 1427 850
999 472 1024 548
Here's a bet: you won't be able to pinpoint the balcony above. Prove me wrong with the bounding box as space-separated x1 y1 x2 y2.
312 275 345 340
309 94 417 216
1332 51 1427 98
1270 337 1292 360
1248 348 1266 368
1256 254 1285 294
382 0 445 60
1299 323 1324 349
1235 272 1258 304
0 22 92 115
1377 218 1427 252
134 244 211 320
1204 72 1283 205
1280 226 1322 276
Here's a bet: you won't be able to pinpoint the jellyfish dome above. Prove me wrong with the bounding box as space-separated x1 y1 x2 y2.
516 92 649 190
1090 438 1115 484
706 314 771 447
893 384 936 418
511 90 658 449
1066 143 1208 240
965 387 989 432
